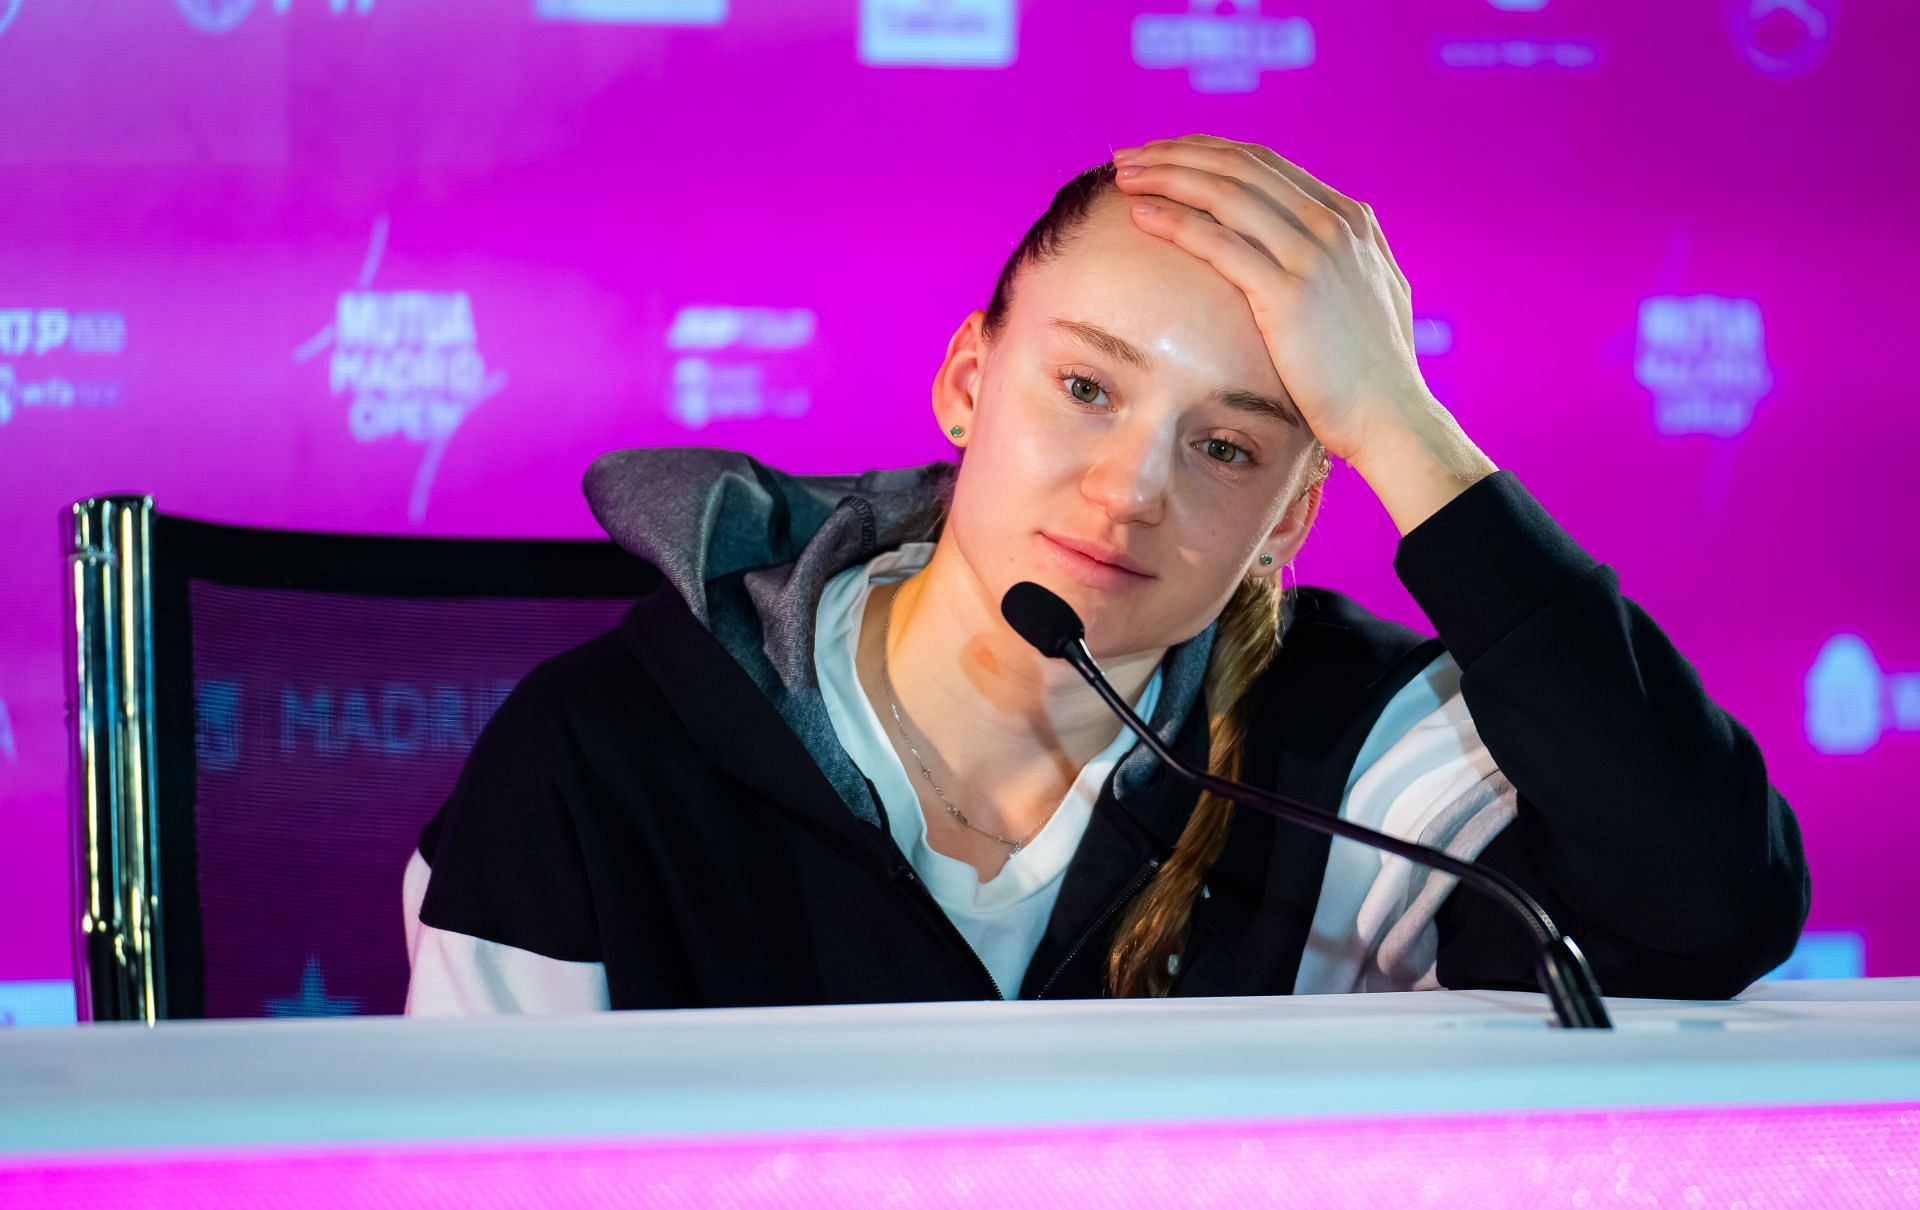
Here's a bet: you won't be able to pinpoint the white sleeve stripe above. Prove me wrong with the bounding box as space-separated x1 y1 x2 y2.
1367 769 1519 990
1292 650 1517 995
402 848 611 1016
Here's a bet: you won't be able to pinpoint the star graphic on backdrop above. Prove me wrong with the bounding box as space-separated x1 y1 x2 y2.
264 955 360 1018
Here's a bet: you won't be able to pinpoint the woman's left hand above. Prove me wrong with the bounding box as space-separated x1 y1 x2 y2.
1110 134 1434 468
1113 134 1500 536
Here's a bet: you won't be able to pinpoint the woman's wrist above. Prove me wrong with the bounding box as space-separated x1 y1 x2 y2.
1346 394 1500 538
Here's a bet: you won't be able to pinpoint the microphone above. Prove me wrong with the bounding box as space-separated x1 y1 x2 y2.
1001 580 1613 1029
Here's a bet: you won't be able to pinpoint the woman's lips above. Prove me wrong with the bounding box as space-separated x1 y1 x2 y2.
1038 532 1156 590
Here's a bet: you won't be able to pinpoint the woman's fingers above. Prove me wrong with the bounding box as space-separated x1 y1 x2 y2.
1113 154 1324 278
1124 193 1306 325
1117 139 1338 253
1116 134 1413 344
1201 135 1411 300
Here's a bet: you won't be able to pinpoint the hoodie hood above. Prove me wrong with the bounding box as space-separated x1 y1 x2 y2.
582 446 1216 828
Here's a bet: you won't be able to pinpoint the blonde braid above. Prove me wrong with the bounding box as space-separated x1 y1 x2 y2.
1104 450 1330 997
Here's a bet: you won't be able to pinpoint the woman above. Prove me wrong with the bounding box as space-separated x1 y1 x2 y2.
402 135 1809 1012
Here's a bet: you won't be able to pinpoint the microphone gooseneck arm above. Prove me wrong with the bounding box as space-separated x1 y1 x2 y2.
1002 579 1611 1029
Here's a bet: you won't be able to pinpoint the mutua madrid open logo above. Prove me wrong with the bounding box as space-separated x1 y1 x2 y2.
293 217 507 524
1633 294 1773 437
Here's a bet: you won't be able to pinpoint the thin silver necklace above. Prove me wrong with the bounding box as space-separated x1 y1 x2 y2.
878 582 1054 855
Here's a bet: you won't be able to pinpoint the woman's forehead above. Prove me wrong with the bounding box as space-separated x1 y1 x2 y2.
1015 277 1284 398
1011 198 1279 382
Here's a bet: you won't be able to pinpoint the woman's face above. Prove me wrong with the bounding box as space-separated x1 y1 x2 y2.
937 189 1324 659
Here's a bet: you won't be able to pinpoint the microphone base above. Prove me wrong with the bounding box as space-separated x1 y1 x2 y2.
1537 936 1613 1029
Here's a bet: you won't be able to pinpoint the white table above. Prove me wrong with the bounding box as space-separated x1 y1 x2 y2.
2 979 1917 1207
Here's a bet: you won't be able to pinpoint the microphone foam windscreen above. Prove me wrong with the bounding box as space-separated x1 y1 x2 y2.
1000 581 1084 657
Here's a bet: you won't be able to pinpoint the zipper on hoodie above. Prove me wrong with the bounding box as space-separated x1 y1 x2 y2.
1033 855 1162 1000
861 782 1164 1002
885 855 1006 1001
864 778 1005 1000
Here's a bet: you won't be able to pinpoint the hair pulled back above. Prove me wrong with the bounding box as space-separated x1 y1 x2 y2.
975 161 1333 997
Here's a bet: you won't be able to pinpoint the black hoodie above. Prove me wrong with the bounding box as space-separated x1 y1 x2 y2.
402 449 1810 1011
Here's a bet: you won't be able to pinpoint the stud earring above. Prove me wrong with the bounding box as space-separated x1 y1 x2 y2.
949 425 965 439
1259 554 1275 566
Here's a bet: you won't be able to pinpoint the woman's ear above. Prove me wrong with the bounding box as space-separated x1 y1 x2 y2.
931 310 988 446
1251 471 1326 579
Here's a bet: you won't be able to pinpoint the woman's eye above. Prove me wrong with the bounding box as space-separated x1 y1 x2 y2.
1062 372 1110 408
1202 437 1251 465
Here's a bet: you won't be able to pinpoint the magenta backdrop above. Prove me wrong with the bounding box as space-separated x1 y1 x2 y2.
1 0 1913 1007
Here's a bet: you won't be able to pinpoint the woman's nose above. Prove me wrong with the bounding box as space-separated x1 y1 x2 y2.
1080 427 1171 526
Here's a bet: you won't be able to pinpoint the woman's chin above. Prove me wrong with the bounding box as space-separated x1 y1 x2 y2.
1077 610 1182 664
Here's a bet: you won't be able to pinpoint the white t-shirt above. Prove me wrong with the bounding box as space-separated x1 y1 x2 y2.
812 542 1162 999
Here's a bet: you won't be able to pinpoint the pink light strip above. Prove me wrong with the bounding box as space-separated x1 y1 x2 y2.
2 1102 1916 1208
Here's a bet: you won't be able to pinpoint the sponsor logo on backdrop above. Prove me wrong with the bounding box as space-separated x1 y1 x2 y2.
1634 294 1773 437
1436 0 1598 71
1434 39 1596 70
1762 930 1865 981
0 696 15 764
196 681 243 771
196 675 522 767
0 981 79 1028
1805 634 1920 756
534 0 725 24
177 0 254 33
264 956 359 1018
1411 316 1453 358
859 0 1016 68
1132 1 1313 94
279 678 518 759
0 308 127 427
666 305 814 430
0 308 125 359
1723 0 1837 80
293 217 507 524
177 0 374 34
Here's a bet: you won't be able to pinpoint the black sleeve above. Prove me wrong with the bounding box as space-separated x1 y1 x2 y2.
1390 471 1811 1000
416 658 606 964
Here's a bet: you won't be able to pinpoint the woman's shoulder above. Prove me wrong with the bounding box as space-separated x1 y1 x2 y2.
499 617 652 723
442 602 694 795
417 605 693 858
1274 585 1441 686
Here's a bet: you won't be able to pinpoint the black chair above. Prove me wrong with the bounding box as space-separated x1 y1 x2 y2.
66 496 651 1023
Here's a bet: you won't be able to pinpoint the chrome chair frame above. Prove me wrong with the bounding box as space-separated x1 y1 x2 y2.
68 496 163 1024
65 495 652 1023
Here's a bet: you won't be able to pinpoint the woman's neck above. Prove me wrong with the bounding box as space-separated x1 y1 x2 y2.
854 538 1164 843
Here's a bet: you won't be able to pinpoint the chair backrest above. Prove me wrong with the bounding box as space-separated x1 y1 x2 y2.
67 496 653 1022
